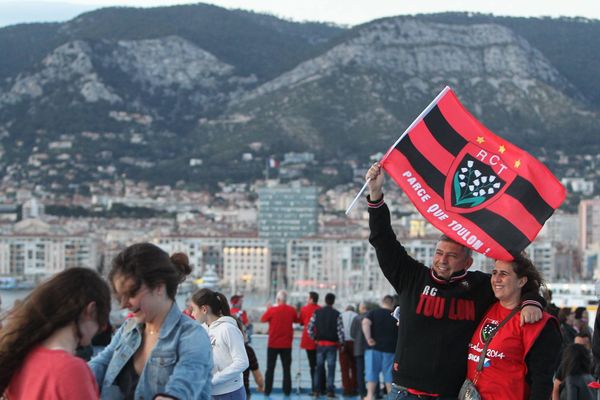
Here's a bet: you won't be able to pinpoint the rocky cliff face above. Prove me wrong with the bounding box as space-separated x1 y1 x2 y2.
243 19 574 98
204 17 596 159
1 40 120 105
1 35 256 114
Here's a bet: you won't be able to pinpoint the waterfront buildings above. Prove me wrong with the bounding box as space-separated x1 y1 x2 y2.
0 219 98 277
0 187 597 297
155 236 271 292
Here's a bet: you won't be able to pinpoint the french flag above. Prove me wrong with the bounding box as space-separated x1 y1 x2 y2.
269 157 280 168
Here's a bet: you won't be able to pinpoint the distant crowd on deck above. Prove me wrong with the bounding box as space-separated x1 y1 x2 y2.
0 164 600 399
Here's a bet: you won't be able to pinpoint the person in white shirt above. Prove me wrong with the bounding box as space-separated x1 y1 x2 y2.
192 288 249 400
340 305 359 396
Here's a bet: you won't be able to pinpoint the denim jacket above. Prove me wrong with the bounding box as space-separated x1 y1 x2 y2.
89 303 212 400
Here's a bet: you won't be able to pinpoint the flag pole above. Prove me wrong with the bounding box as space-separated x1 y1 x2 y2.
345 179 370 215
344 86 451 216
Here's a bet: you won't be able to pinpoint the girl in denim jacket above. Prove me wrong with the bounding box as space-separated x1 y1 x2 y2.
89 243 213 400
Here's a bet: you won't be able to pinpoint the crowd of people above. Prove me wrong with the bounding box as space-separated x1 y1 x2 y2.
0 164 599 399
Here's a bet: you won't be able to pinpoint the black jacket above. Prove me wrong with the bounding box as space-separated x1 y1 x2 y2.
313 306 341 342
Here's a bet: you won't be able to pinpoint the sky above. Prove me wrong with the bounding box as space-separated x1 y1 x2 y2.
1 0 600 28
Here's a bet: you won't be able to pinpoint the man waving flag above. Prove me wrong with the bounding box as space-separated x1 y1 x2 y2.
380 87 565 261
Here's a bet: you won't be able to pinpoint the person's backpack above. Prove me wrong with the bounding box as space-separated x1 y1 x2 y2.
560 374 595 400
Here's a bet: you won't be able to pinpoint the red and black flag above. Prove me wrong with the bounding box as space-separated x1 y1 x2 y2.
381 87 566 261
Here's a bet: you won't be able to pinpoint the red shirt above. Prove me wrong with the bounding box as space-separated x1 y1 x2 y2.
299 303 320 350
466 303 551 400
260 303 299 348
8 346 99 400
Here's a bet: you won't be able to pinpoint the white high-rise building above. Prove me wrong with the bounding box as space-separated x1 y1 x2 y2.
579 198 600 251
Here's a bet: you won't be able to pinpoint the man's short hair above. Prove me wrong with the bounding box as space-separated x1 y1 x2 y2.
276 290 288 302
382 295 395 306
309 291 319 303
358 302 368 312
325 292 335 305
439 234 473 258
574 306 587 320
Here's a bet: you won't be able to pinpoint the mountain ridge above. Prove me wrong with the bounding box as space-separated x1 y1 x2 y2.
0 5 598 196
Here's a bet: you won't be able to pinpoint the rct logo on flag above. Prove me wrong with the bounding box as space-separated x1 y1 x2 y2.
445 147 513 213
453 158 501 207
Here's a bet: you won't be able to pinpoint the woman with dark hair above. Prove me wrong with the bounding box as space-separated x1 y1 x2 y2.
191 288 249 400
553 343 596 400
465 254 562 399
0 267 111 399
89 242 212 400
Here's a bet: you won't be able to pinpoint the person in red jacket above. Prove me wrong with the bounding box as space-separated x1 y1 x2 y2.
231 294 249 326
231 294 253 343
466 254 561 399
300 291 326 395
260 289 300 396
